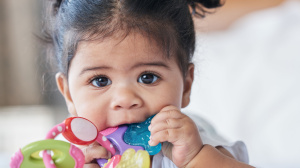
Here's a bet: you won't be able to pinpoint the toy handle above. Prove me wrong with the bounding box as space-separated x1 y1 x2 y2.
42 143 84 168
45 123 65 139
42 150 56 168
10 149 23 168
96 132 116 155
42 123 66 168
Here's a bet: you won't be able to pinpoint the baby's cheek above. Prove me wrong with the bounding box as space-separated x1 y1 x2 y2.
159 86 182 107
150 95 182 111
74 104 105 127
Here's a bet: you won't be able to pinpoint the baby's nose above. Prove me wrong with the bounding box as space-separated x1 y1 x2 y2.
110 87 143 110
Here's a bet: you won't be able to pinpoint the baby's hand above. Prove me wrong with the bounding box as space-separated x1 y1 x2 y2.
80 142 111 168
148 105 203 167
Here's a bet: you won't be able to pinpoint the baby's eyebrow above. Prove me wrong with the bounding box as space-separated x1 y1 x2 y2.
79 61 170 76
79 66 110 76
131 61 170 70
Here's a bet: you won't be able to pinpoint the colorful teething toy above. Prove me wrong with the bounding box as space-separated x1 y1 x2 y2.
96 115 161 167
10 139 84 168
10 116 161 168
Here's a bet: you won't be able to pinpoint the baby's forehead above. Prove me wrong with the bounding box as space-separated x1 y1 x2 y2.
78 32 174 59
74 33 176 66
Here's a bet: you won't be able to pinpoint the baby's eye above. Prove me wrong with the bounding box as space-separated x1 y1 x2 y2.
91 76 112 87
138 73 159 84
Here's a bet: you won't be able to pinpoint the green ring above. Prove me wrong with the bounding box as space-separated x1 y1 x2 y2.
20 139 75 168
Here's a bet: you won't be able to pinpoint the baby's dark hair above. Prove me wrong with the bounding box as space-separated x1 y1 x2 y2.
43 0 222 77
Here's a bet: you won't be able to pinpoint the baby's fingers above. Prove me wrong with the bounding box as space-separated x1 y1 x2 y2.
149 118 182 134
83 163 101 168
82 144 111 163
149 128 181 146
151 106 183 124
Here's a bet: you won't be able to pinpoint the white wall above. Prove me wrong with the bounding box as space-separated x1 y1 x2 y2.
185 1 300 167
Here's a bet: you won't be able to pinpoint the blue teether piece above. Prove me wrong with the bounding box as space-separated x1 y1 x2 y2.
123 115 161 155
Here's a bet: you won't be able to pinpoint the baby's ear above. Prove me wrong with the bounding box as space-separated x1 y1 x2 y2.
55 72 77 116
181 63 194 108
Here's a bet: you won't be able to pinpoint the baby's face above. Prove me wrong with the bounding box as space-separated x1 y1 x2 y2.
57 33 192 131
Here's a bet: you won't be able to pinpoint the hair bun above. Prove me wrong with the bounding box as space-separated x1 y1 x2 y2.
187 0 223 17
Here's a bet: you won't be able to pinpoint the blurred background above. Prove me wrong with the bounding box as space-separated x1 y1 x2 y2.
0 0 299 167
0 0 68 167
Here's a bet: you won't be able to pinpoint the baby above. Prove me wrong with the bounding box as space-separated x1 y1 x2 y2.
43 0 255 167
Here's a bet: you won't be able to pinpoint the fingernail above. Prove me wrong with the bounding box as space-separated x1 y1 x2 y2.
148 125 152 131
148 140 153 146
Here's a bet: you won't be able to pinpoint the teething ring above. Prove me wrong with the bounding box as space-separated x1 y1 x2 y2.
11 139 84 168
